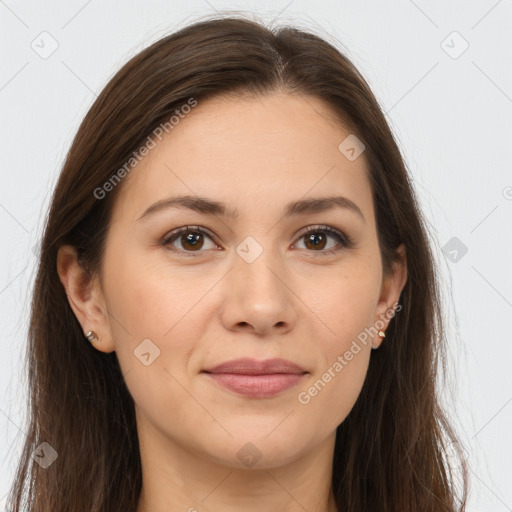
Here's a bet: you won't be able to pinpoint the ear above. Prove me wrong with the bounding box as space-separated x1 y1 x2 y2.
372 243 407 349
56 245 115 353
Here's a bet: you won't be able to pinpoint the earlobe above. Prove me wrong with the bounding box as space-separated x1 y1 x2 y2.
56 245 115 353
371 329 387 350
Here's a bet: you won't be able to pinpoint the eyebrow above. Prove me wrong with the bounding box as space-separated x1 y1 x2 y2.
136 194 365 223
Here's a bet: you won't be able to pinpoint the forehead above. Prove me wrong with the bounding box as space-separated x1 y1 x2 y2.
111 92 374 224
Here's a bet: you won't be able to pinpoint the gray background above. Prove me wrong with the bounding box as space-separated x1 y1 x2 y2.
1 1 511 510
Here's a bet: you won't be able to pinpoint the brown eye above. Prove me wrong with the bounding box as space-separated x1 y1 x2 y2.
295 226 352 254
180 232 205 250
162 224 352 257
163 226 217 254
303 232 328 250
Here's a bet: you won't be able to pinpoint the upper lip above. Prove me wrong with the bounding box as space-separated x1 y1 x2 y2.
202 358 308 375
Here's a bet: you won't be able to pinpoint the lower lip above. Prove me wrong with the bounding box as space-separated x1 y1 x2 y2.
203 372 305 398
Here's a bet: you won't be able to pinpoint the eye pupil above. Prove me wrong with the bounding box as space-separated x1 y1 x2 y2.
305 233 327 250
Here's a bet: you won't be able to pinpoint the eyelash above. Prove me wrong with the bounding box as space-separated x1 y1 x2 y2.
160 225 353 257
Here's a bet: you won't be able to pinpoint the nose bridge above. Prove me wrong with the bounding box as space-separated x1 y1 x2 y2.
221 235 296 333
233 235 287 298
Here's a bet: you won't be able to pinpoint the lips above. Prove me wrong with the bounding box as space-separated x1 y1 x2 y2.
202 358 308 398
203 357 307 375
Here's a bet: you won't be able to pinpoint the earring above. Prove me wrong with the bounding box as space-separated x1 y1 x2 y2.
85 330 98 343
378 330 386 338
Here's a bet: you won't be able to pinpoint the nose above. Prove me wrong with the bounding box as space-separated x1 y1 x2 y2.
220 250 297 336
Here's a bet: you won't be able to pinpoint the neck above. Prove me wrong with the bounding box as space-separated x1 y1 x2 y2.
135 422 338 512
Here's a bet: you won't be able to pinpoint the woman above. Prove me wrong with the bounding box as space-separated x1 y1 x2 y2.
7 15 468 512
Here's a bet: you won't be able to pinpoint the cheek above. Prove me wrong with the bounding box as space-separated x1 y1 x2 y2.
286 266 378 429
104 256 206 432
297 336 372 433
101 249 213 403
302 262 381 344
104 247 219 341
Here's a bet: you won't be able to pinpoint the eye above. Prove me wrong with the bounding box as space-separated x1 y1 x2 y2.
293 225 353 254
161 224 353 256
161 226 219 255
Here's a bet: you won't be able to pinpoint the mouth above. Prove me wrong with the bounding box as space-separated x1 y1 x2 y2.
201 358 308 398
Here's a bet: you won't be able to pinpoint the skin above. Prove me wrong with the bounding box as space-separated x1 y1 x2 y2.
57 91 407 512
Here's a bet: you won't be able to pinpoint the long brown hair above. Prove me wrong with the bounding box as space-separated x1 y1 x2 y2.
7 14 468 512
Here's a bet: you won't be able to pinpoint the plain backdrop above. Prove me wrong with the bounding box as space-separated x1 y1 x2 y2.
1 1 511 511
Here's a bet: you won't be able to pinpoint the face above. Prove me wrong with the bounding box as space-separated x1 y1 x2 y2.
59 92 406 470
